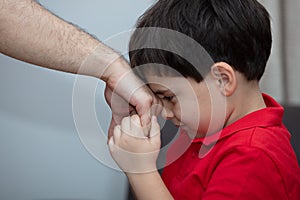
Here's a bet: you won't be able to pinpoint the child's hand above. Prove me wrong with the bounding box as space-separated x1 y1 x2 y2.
108 115 161 174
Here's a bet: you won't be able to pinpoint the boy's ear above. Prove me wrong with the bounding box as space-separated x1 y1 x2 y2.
210 62 237 96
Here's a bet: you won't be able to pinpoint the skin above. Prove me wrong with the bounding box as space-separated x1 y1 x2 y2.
0 0 155 128
109 62 267 199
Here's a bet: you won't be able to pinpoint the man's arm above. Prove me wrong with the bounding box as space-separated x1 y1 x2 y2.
0 0 118 80
0 0 155 124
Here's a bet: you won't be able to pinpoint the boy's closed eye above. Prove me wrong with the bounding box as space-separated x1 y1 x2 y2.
149 85 177 103
156 94 176 102
162 96 175 101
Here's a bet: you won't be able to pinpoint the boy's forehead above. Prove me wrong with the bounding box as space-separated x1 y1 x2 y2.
146 76 172 92
146 75 193 92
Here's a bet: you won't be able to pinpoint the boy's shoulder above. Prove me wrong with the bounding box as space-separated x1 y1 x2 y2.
219 93 290 155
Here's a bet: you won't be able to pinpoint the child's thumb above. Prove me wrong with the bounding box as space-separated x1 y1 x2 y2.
149 116 161 143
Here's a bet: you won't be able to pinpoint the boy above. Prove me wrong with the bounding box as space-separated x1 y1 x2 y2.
109 0 300 199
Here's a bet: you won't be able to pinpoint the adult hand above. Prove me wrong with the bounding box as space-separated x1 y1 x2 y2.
108 115 161 173
104 57 161 139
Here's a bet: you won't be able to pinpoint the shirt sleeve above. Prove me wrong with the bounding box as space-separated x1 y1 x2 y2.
202 146 287 200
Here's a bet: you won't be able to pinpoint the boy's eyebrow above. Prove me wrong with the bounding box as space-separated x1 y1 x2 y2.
154 89 171 95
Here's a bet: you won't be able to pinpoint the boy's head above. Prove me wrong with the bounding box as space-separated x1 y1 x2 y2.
129 0 272 136
129 0 272 82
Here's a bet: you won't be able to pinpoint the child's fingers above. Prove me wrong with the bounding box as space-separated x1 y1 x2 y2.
149 116 161 144
131 114 147 138
108 136 115 152
121 116 131 135
149 116 160 137
150 101 164 117
139 99 163 127
113 125 122 144
131 114 141 127
140 113 151 128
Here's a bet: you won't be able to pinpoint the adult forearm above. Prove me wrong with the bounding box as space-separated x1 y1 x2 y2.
0 0 121 80
127 171 173 200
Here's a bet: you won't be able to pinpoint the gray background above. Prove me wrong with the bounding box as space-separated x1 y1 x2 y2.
0 0 299 200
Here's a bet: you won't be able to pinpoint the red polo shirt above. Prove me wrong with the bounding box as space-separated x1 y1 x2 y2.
162 94 300 199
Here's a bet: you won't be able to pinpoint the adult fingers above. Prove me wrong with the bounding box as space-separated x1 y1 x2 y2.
132 87 154 126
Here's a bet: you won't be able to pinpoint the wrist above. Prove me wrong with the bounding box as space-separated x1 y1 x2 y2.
102 57 131 85
79 44 128 82
104 58 144 103
126 170 174 200
126 170 160 181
